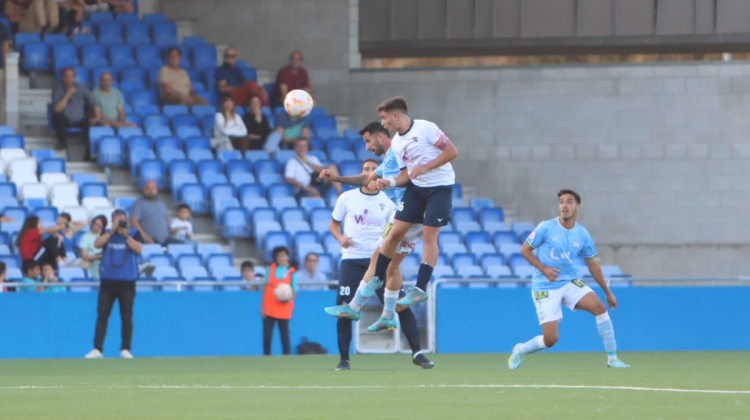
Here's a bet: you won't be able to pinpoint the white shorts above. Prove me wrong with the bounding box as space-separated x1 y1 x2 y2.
376 209 423 255
531 280 594 325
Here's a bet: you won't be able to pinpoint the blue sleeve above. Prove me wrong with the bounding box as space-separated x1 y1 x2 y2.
526 222 548 249
263 267 270 284
291 272 298 292
374 162 384 178
581 230 598 259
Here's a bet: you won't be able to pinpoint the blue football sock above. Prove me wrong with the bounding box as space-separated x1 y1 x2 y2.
519 335 547 355
349 281 368 311
596 312 617 359
414 263 434 292
381 289 399 319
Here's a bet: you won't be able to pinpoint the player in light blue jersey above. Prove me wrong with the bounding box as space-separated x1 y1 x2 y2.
319 123 433 368
508 189 630 369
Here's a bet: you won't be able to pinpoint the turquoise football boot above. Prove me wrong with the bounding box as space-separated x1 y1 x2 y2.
508 343 525 370
324 304 361 321
360 276 384 298
366 317 397 332
396 287 429 307
607 358 631 368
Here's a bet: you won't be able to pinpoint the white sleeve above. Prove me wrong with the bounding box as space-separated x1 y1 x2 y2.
229 114 248 137
284 159 297 179
424 121 446 146
187 221 194 234
393 143 406 169
213 113 226 136
169 219 179 229
331 193 347 223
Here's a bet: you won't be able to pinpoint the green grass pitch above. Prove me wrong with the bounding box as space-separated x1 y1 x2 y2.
1 352 748 420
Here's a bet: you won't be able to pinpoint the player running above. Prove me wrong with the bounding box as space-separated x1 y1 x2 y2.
327 158 433 370
508 189 631 369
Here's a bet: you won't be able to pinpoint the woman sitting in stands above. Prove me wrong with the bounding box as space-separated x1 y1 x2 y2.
212 95 247 151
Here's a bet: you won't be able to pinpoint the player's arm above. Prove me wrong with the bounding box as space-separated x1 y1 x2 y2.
328 219 354 248
410 130 459 179
319 167 379 186
521 241 559 282
585 257 617 310
376 168 410 190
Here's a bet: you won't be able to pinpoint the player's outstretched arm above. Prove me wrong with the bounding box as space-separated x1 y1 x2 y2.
585 257 617 309
377 168 410 190
319 168 379 187
521 242 559 282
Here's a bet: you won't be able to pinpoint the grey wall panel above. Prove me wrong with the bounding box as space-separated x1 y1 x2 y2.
578 0 615 37
475 0 494 38
522 0 576 38
716 0 750 34
695 0 715 34
615 0 656 36
493 0 521 38
420 0 448 39
657 0 695 35
392 0 420 41
447 0 475 39
360 0 391 42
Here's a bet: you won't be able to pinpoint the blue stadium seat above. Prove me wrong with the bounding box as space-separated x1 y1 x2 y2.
205 253 232 273
33 207 58 225
201 173 227 190
229 173 256 190
480 254 505 270
136 45 161 66
452 253 476 268
299 197 325 214
97 22 123 44
254 159 278 176
145 125 171 139
137 159 166 189
513 265 535 278
266 183 293 200
187 149 214 163
182 36 206 45
485 265 513 278
135 103 160 117
130 90 154 108
129 149 155 178
176 253 203 273
0 134 25 149
157 148 186 165
512 222 536 241
457 265 484 279
315 127 339 140
71 34 97 45
455 221 481 236
138 244 164 263
176 126 202 140
118 66 144 85
338 160 360 177
15 32 41 55
309 206 332 225
113 197 137 214
465 231 490 247
252 207 277 225
90 12 114 22
245 150 271 163
143 13 167 22
97 137 125 166
213 197 240 225
259 173 283 187
307 107 326 120
294 231 319 248
80 182 108 199
470 198 494 210
143 114 168 130
43 33 68 45
273 150 295 165
225 159 251 176
493 231 517 245
169 160 194 178
127 22 151 45
478 207 505 226
242 197 269 214
217 150 242 165
162 105 189 119
171 174 197 200
88 126 115 155
342 129 360 140
29 149 55 165
239 184 264 201
196 243 223 261
433 266 456 279
329 149 356 164
166 244 195 261
69 174 97 191
190 105 215 120
0 126 14 136
155 136 180 151
280 207 305 227
222 207 250 238
209 184 235 203
312 116 336 131
295 242 323 262
53 43 79 67
127 136 152 154
152 21 176 41
116 13 139 22
601 265 624 277
470 243 497 260
150 266 179 281
451 208 475 226
437 231 462 248
118 126 144 141
185 136 211 152
499 243 522 258
25 199 48 212
197 159 222 177
119 80 146 93
443 243 468 260
59 267 86 282
191 44 217 68
23 42 50 72
90 67 116 88
264 231 291 258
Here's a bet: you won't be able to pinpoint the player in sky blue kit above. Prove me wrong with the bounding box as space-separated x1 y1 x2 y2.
508 189 631 369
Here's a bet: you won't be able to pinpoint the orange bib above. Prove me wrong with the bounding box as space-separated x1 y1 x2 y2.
262 264 295 320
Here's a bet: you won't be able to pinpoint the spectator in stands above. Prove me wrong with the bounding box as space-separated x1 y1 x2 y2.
285 139 342 199
212 95 247 151
0 21 8 73
51 67 101 151
16 216 66 262
296 252 329 291
58 212 86 260
169 204 194 244
79 215 105 278
41 262 65 293
215 47 268 107
56 1 85 35
272 51 310 108
0 261 6 293
158 47 208 106
269 107 310 151
40 220 68 270
86 209 142 359
20 259 41 293
241 260 258 291
130 180 178 246
261 246 297 356
4 0 59 34
92 72 135 129
241 94 273 153
82 0 133 15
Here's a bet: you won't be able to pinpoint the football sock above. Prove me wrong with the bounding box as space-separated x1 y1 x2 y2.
414 263 434 292
596 312 618 361
520 335 547 355
381 289 399 319
349 281 368 312
396 306 421 354
374 253 392 284
337 318 352 361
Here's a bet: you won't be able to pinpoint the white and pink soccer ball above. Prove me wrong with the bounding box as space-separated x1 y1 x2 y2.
284 89 313 118
274 283 294 302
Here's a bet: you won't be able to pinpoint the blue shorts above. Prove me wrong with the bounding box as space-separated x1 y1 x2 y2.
395 184 453 227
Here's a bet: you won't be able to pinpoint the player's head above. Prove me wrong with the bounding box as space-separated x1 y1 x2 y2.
557 189 581 221
359 122 390 156
271 246 290 267
377 96 408 133
360 158 379 175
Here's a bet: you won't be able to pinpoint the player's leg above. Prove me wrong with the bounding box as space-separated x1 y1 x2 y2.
572 288 630 368
509 289 562 369
262 317 276 356
278 319 291 355
367 252 409 332
325 259 366 320
347 248 382 312
399 186 452 306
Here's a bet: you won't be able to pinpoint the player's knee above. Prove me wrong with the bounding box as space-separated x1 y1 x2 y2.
592 301 606 316
421 228 439 243
543 334 558 348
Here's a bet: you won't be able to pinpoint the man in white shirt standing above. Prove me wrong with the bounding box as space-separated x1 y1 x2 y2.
328 159 433 371
284 138 342 199
369 96 459 324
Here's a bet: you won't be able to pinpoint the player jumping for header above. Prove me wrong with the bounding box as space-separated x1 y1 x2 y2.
508 189 631 369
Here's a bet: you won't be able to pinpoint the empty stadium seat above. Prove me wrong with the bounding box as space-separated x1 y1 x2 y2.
452 253 476 268
437 231 462 248
222 207 250 238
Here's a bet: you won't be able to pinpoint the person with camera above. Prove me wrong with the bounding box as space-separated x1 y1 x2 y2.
85 209 143 360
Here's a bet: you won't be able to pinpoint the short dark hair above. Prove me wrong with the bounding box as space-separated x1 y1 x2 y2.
290 50 303 60
59 213 71 223
91 215 107 230
60 67 74 76
166 46 181 57
177 204 190 212
22 259 39 275
558 189 581 204
304 253 318 262
358 122 389 137
376 96 408 114
271 246 289 263
360 158 379 171
241 260 255 271
0 261 6 277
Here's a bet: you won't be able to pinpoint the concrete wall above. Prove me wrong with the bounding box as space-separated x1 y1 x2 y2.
159 0 353 115
350 62 750 277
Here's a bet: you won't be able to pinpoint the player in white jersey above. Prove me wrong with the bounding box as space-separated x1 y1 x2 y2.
508 190 630 369
367 96 459 329
327 159 434 370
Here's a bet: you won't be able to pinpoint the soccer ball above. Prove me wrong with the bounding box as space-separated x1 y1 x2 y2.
284 89 313 118
274 283 294 302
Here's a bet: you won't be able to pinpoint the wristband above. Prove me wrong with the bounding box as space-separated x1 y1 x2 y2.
387 178 396 187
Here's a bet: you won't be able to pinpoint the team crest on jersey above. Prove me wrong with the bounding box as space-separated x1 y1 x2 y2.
411 137 418 142
573 241 580 249
379 203 384 211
